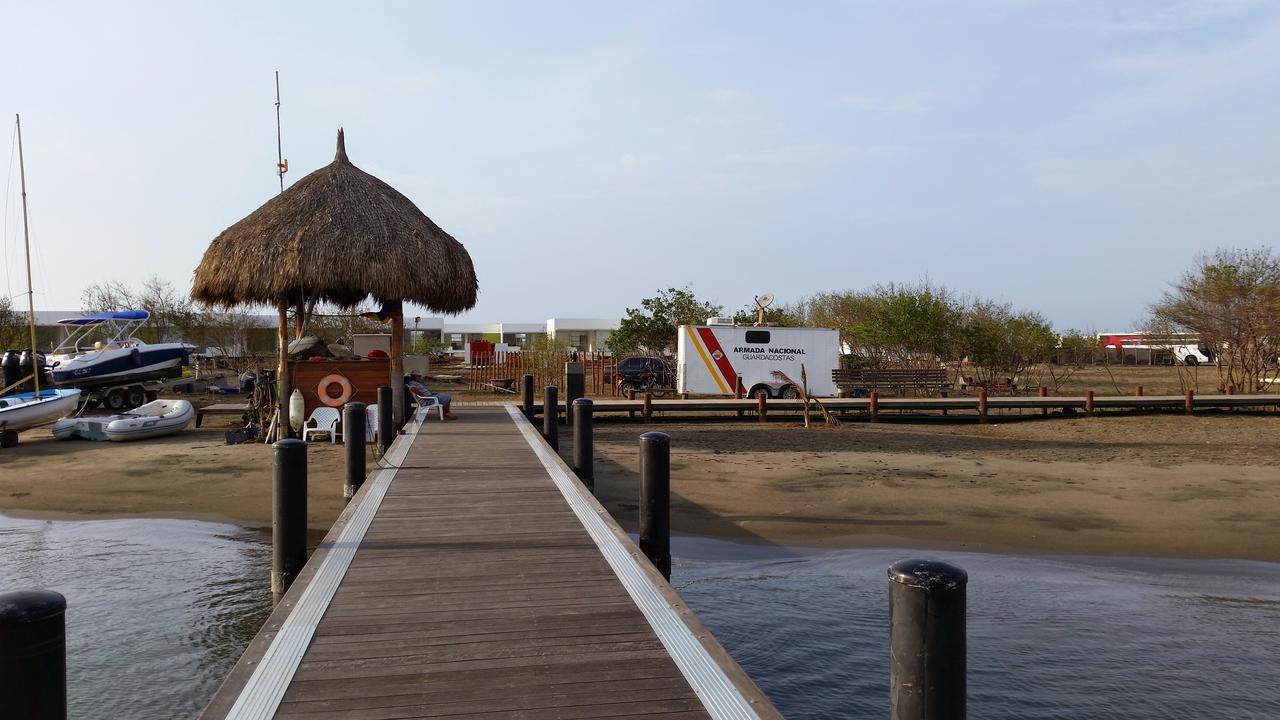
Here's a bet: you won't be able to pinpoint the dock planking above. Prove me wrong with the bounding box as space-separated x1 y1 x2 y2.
201 406 780 720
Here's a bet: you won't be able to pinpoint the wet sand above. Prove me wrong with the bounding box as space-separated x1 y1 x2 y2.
0 423 359 530
577 413 1280 561
3 408 1279 562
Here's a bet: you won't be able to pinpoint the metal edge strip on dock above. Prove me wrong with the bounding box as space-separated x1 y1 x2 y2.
504 405 765 720
223 413 424 720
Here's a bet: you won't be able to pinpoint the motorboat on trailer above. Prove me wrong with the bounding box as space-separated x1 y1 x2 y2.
52 398 194 442
49 311 193 391
0 388 82 444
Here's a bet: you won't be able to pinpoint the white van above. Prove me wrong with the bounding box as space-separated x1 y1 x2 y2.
676 322 840 398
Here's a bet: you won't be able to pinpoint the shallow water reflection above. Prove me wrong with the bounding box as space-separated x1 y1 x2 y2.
672 540 1280 719
0 514 270 719
2 514 1278 719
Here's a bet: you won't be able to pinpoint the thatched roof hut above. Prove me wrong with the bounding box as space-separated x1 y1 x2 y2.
192 129 477 435
193 129 477 311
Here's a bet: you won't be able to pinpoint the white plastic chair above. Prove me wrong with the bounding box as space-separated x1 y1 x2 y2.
365 405 378 442
414 393 444 421
301 407 341 443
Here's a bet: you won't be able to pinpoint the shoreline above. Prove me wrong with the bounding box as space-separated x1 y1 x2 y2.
7 508 1279 571
4 413 1278 563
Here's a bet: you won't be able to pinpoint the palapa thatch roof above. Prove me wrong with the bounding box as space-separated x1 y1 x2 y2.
193 129 477 312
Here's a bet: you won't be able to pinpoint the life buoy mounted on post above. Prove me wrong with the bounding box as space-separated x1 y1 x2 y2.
317 374 353 407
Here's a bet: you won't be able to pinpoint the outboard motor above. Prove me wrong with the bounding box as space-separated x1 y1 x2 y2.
239 371 257 393
17 350 38 392
1 350 20 391
38 353 54 389
15 350 52 393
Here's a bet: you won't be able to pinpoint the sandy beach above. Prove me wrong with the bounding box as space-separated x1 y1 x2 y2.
0 422 361 530
3 398 1278 562
577 412 1280 561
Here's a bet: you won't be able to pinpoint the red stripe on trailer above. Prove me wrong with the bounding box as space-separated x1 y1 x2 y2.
695 327 738 392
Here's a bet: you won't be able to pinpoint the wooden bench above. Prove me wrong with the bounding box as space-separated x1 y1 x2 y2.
832 367 950 396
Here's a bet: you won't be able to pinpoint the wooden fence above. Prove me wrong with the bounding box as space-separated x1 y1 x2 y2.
468 351 620 396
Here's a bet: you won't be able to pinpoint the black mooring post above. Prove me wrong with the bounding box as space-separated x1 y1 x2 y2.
522 374 535 418
273 438 308 601
573 398 594 492
888 559 967 720
543 385 559 450
565 362 585 427
377 385 393 454
343 401 366 501
639 431 671 580
0 589 66 720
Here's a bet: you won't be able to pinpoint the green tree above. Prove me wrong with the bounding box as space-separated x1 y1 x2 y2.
857 283 961 365
0 296 28 350
1150 247 1280 392
957 301 1057 385
731 305 801 327
798 284 962 366
801 290 882 355
607 287 722 356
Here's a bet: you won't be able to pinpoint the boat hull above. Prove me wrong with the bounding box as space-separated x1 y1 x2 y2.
51 345 188 389
51 399 194 442
0 389 82 433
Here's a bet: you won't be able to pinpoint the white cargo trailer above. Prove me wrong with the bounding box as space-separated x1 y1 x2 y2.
676 323 840 398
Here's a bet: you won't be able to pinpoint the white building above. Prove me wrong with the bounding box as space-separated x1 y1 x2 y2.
437 318 618 353
27 311 620 355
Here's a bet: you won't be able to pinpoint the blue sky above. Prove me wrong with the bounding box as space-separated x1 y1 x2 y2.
2 1 1277 331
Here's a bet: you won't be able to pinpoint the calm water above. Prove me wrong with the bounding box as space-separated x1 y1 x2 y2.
1 515 1278 719
672 538 1280 719
0 514 271 719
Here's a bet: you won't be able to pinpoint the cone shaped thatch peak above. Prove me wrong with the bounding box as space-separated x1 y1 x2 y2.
192 129 477 312
335 128 349 164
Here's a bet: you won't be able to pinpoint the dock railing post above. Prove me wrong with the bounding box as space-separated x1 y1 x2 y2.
1039 385 1048 416
977 387 988 424
1085 390 1095 416
377 385 393 454
1135 385 1143 397
565 362 584 427
757 393 767 422
736 375 744 417
1185 389 1194 416
639 432 672 580
522 374 535 418
343 402 366 501
573 398 594 493
272 438 308 601
869 391 880 423
888 559 967 720
642 391 653 423
0 589 66 719
543 385 559 450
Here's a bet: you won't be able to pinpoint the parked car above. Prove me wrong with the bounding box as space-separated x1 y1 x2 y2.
606 356 673 396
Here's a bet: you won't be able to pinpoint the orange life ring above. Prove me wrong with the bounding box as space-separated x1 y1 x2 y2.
317 374 353 407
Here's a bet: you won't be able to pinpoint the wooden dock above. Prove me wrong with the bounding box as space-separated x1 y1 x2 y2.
201 407 780 720
519 394 1280 416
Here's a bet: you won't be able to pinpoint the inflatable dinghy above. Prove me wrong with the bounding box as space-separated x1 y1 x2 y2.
52 398 195 442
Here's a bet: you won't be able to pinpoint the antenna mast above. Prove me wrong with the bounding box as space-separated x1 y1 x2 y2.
16 114 39 395
275 71 287 193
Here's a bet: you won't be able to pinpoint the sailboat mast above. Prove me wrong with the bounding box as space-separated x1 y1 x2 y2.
15 114 39 396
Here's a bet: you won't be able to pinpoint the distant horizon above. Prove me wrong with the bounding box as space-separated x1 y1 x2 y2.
4 2 1278 332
